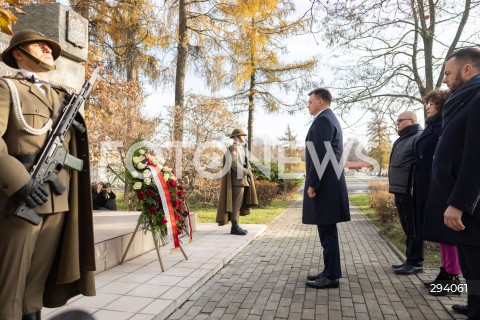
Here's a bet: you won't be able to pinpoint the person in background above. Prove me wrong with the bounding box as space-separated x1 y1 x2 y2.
413 89 461 296
424 47 480 319
92 181 117 210
0 30 95 320
303 88 350 289
216 128 258 235
389 111 424 275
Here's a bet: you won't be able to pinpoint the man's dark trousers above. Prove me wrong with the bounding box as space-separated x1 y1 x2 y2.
317 224 341 279
394 193 424 266
457 244 480 319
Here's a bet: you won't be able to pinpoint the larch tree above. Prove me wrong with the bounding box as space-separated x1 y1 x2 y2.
67 0 163 199
310 0 480 120
218 0 317 151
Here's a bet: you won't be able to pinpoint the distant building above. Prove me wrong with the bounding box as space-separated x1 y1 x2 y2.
344 161 373 172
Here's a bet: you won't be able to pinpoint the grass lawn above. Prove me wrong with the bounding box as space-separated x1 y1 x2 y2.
191 193 302 225
350 193 440 268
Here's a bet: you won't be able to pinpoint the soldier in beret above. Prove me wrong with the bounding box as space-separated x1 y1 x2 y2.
0 30 95 320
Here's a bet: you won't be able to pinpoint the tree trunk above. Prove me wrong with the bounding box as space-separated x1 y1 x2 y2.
173 0 188 144
247 72 255 152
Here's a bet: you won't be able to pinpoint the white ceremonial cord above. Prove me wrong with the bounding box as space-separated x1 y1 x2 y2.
3 78 52 136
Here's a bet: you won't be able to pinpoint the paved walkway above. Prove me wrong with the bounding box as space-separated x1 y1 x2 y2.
167 200 467 320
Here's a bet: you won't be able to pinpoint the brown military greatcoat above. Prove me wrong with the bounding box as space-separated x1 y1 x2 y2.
0 73 96 307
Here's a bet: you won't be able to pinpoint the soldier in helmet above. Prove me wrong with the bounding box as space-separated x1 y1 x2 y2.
216 128 258 235
0 30 95 319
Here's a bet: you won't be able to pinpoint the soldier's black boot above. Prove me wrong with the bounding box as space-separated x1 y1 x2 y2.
231 220 247 235
22 311 41 320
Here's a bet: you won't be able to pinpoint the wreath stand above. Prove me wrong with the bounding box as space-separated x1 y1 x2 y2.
120 219 188 272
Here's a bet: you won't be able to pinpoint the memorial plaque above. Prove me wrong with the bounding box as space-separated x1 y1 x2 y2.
66 10 87 48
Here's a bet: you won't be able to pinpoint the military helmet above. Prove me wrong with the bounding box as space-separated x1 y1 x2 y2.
1 29 62 69
229 128 247 138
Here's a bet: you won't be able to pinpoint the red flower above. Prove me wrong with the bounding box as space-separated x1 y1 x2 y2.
161 218 168 224
173 200 181 208
178 226 183 233
178 185 183 191
146 189 155 196
169 180 177 187
149 207 157 215
174 213 181 221
156 197 161 203
137 192 145 200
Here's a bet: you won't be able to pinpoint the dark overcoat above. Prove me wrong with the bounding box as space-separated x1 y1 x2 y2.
302 108 350 225
413 114 441 238
424 74 480 246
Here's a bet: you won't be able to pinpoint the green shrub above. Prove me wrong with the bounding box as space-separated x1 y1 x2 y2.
255 180 279 207
251 161 303 194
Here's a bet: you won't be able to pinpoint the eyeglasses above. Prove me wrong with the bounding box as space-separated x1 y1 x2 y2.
396 118 413 124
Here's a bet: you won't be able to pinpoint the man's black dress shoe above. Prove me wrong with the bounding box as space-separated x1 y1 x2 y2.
451 304 468 315
306 276 339 289
392 262 406 270
394 265 423 275
307 272 324 281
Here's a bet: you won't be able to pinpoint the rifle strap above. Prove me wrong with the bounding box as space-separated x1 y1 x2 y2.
3 78 53 136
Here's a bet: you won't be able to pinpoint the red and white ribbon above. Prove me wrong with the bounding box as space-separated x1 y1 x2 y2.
147 156 180 249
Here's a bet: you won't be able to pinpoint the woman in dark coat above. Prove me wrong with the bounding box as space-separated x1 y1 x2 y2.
414 89 460 294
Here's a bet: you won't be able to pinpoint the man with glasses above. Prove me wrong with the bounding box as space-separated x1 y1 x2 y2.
388 111 424 275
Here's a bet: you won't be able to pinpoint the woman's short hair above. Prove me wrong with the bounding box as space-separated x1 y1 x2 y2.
424 89 451 109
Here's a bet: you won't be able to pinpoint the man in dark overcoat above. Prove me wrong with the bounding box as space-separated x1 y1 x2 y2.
424 47 480 319
0 30 96 320
303 88 350 289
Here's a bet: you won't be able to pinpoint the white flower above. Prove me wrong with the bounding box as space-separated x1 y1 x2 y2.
139 155 146 161
132 156 141 164
158 157 166 165
163 174 170 181
131 171 139 178
137 163 146 169
132 182 142 190
143 169 152 178
138 149 145 155
144 178 151 185
163 166 171 172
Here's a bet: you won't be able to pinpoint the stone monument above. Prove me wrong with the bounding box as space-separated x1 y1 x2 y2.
0 2 88 92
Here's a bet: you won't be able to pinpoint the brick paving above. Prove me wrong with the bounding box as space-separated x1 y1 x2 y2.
167 200 467 320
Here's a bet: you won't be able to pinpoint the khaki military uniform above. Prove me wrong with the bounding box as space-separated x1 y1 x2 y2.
216 143 258 225
0 74 96 319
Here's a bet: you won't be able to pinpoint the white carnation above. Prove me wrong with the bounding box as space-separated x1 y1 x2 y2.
131 171 139 178
137 163 146 169
163 174 170 181
144 178 151 185
132 156 141 164
138 149 145 155
143 169 152 178
139 155 146 161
